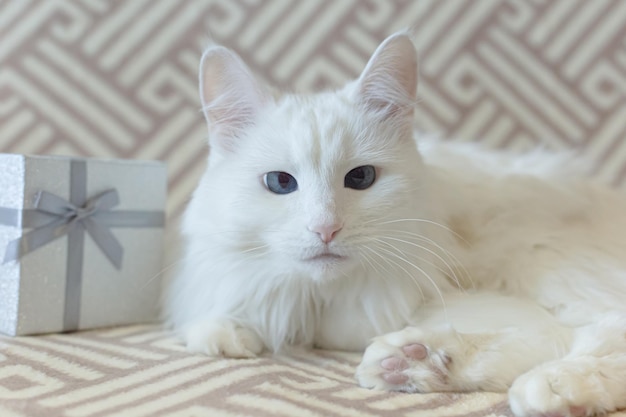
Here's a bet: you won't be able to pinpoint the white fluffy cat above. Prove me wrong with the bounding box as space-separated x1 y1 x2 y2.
166 32 626 417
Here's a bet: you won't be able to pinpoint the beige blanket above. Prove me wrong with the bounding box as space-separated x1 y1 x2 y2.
1 325 623 417
0 325 506 417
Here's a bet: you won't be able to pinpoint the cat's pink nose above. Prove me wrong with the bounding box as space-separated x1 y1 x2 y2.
309 223 343 243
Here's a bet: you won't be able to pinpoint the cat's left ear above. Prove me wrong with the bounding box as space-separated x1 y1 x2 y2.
356 32 418 120
199 46 271 153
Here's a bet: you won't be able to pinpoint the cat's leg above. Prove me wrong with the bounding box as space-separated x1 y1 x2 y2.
356 292 573 393
509 313 626 417
182 318 265 358
356 324 568 393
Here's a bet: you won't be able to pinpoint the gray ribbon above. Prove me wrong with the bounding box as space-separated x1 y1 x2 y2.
3 189 125 268
0 159 165 331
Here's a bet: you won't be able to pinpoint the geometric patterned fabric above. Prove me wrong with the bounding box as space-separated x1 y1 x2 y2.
0 325 515 417
2 1 626 217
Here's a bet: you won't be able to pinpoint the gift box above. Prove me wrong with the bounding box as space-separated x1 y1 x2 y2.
0 154 166 336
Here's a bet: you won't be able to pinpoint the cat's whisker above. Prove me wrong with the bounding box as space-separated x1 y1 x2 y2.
376 233 470 291
140 243 230 290
145 240 271 291
368 241 447 313
360 220 474 290
362 214 401 226
377 228 476 291
356 256 369 275
360 247 418 303
141 257 189 291
362 244 426 304
338 267 351 280
358 246 393 283
374 236 465 291
217 250 270 277
375 217 471 247
368 242 426 301
240 244 271 254
372 245 429 306
407 233 475 291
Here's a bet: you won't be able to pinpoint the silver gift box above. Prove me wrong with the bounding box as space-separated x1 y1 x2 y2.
0 154 166 336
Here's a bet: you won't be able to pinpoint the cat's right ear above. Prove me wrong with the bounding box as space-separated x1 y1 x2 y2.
199 46 270 153
356 32 418 121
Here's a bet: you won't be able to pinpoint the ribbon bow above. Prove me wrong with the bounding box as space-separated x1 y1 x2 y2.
4 189 124 269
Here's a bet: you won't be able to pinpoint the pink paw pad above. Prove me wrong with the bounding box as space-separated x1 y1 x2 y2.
380 344 430 386
381 357 409 371
380 357 409 385
402 343 428 360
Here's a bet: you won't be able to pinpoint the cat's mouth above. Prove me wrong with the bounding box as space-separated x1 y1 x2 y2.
304 252 346 262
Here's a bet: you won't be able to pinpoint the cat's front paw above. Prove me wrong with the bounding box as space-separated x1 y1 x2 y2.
183 319 265 358
356 327 456 393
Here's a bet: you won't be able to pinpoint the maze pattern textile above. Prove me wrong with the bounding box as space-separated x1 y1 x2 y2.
1 324 626 417
0 325 519 417
1 0 626 217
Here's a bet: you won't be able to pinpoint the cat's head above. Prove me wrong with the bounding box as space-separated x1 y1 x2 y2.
186 33 430 283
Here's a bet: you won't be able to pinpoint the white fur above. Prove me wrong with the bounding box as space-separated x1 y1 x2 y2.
166 33 626 416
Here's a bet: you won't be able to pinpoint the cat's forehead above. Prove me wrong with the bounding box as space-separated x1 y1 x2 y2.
279 93 353 130
274 93 364 157
247 91 397 175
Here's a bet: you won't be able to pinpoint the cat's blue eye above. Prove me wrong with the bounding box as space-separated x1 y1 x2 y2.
264 171 298 194
344 165 376 190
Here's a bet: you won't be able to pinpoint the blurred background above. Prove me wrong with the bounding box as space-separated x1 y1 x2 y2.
1 0 626 218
